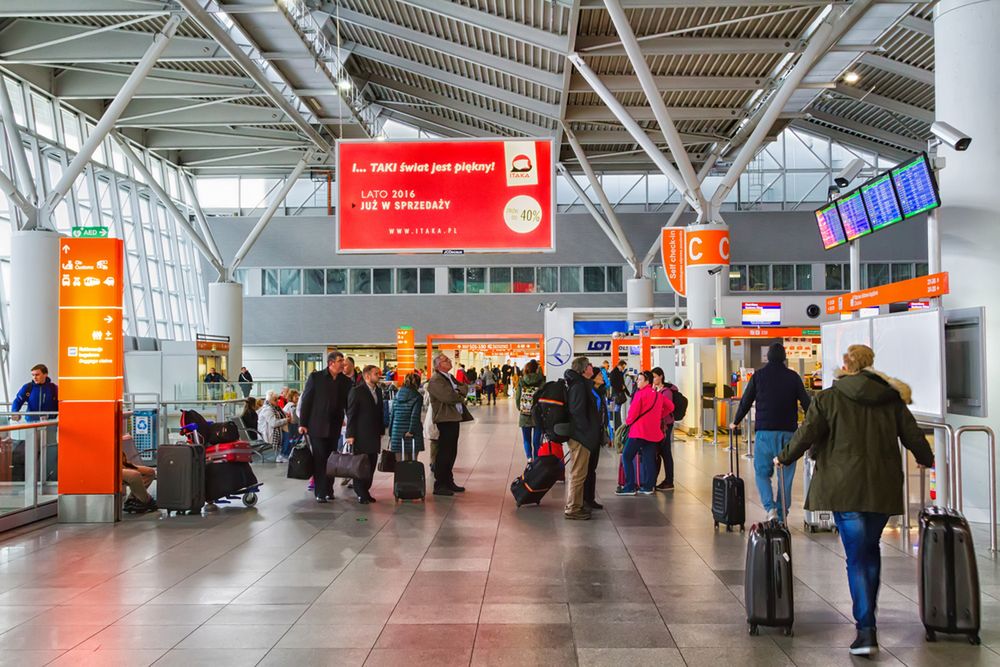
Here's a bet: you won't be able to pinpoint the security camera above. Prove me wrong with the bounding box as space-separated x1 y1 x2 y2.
547 302 558 312
707 267 723 276
834 158 865 188
930 121 972 151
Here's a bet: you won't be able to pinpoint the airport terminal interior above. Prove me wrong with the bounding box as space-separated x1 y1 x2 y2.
1 0 1000 665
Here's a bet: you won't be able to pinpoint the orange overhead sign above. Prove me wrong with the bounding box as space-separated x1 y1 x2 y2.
826 272 949 314
661 227 686 297
686 228 730 266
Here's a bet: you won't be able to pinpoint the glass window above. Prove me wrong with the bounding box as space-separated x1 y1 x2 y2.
560 266 581 292
448 267 465 293
326 268 347 294
489 267 511 293
866 263 890 288
350 268 371 294
772 264 794 291
466 267 486 294
607 266 623 292
303 268 324 294
825 264 843 291
730 265 747 292
915 262 929 277
537 267 558 293
583 266 606 293
891 263 913 283
795 264 812 291
373 268 392 294
419 268 435 293
397 268 418 294
31 93 55 140
748 265 770 291
279 269 301 295
263 269 279 295
60 110 81 152
513 267 535 293
654 266 669 293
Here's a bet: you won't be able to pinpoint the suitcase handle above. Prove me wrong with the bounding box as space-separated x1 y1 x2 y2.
777 463 787 524
729 429 739 477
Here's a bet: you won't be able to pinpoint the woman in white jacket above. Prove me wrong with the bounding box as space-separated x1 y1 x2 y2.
258 390 289 461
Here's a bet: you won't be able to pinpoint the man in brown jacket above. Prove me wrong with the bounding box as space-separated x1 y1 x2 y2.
427 353 473 496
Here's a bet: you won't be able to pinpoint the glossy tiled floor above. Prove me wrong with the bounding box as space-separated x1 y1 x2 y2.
1 404 999 666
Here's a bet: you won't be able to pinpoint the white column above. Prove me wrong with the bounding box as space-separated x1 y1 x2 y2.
685 222 729 329
626 278 653 329
936 0 1000 521
208 282 243 378
10 231 60 382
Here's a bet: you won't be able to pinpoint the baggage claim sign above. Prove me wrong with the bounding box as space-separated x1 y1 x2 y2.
337 139 555 253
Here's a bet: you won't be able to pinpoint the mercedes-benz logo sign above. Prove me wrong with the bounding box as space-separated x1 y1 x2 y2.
546 336 572 367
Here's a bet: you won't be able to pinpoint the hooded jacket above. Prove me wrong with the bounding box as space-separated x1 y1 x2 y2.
777 369 934 515
564 369 601 451
515 371 545 428
12 378 58 423
732 343 811 432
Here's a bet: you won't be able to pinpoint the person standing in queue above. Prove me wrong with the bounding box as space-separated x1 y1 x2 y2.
650 367 678 492
514 359 545 460
298 351 352 503
775 345 933 657
237 366 253 398
609 360 629 430
583 367 610 511
427 353 472 496
564 356 602 520
345 365 385 505
618 371 670 496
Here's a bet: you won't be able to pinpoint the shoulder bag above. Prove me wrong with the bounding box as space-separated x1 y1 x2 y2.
327 440 373 480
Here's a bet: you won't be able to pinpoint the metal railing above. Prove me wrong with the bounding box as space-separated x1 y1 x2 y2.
0 419 59 530
955 425 997 554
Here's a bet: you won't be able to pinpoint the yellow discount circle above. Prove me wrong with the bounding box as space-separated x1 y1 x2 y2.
503 195 543 234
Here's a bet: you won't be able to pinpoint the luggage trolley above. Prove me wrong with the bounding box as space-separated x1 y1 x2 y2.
179 414 262 508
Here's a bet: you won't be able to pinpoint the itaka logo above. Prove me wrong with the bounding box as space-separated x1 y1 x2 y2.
504 141 538 187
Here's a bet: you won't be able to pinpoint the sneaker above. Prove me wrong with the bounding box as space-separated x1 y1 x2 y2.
275 455 288 464
307 477 315 491
564 509 591 521
638 488 655 496
615 487 637 496
767 509 778 521
849 628 878 656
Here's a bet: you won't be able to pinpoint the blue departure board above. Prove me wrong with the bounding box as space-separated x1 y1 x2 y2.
815 202 847 250
891 153 940 218
835 189 872 241
860 172 904 230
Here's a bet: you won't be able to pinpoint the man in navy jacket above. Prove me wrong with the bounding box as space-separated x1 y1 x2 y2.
12 364 58 423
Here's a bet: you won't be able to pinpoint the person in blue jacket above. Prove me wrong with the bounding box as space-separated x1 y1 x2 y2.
12 364 58 423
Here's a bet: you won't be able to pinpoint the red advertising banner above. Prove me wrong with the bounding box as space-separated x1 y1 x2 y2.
660 227 686 297
337 138 555 253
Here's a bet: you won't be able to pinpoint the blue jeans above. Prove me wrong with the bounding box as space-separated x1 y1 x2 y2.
521 426 542 460
834 511 891 629
622 437 658 492
753 430 796 518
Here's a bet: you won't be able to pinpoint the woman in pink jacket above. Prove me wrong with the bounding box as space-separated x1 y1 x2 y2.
617 371 673 495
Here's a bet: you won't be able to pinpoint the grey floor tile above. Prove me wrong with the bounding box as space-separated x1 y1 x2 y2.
176 623 289 650
0 650 66 667
679 646 795 667
295 603 395 626
479 603 569 624
474 624 575 649
667 623 779 648
23 605 136 627
576 647 685 667
886 645 1000 666
657 599 748 624
364 648 473 667
275 623 383 649
572 621 675 649
782 647 905 666
569 602 660 624
0 623 102 650
76 624 196 650
471 647 577 666
374 623 477 649
48 648 168 667
148 588 245 606
389 603 482 625
230 585 324 605
257 648 368 667
116 605 224 626
151 648 269 666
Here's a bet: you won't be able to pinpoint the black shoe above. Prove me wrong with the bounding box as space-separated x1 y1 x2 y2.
584 500 604 510
849 628 878 656
656 482 675 491
315 496 329 504
357 496 371 505
433 487 454 496
448 484 465 493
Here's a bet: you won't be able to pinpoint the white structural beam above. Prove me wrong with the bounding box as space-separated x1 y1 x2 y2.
379 107 478 138
54 67 258 99
603 0 705 214
556 164 629 264
112 134 225 275
710 0 875 214
335 8 563 90
116 99 291 127
788 120 909 162
832 84 934 123
576 36 801 56
230 154 313 274
0 1 184 16
898 14 933 37
568 73 771 92
569 53 699 212
566 106 744 122
0 72 38 207
0 169 36 224
857 53 934 86
144 128 308 150
44 14 182 218
181 172 225 270
571 129 716 145
806 111 925 153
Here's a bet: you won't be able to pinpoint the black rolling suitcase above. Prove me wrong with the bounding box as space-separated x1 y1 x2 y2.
510 455 561 507
394 437 426 502
712 431 745 531
919 506 981 644
157 443 205 514
745 466 794 636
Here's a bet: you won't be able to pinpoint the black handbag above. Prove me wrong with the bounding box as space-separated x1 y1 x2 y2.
377 448 396 473
326 442 372 480
286 437 314 479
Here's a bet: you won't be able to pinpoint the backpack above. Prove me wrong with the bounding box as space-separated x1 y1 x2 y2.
667 384 688 421
531 380 570 443
519 384 539 415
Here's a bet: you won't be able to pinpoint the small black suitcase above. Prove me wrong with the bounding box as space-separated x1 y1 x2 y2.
157 443 205 514
511 455 562 507
919 506 981 644
712 432 745 531
394 437 426 502
745 467 794 636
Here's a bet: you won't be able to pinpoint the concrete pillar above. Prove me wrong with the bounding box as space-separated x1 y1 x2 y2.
11 230 60 383
208 282 243 377
626 277 653 329
936 0 1000 521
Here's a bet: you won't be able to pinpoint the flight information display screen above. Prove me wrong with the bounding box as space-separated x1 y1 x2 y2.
860 172 904 230
815 202 847 250
835 189 872 241
891 153 941 218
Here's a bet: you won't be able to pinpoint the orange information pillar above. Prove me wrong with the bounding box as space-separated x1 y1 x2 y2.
57 238 124 522
395 327 416 385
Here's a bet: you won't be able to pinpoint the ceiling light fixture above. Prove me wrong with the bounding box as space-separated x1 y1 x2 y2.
843 71 860 85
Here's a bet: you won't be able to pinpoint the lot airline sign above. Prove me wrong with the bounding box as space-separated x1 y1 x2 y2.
337 138 555 253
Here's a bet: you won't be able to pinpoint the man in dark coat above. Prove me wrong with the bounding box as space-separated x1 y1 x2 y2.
609 360 629 430
345 365 386 504
237 366 253 398
298 350 353 503
730 342 811 521
564 356 601 520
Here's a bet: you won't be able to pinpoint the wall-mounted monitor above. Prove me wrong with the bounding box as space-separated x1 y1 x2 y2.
835 188 872 241
814 202 847 250
890 152 941 218
742 301 781 327
860 172 904 231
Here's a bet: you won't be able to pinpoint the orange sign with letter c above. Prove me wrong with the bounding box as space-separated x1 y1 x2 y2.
686 228 730 266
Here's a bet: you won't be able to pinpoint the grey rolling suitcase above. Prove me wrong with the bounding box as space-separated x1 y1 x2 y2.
745 466 794 636
919 506 981 644
802 457 835 533
156 443 205 514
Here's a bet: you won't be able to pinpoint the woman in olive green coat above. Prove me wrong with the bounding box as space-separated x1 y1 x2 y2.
514 359 545 460
776 344 933 657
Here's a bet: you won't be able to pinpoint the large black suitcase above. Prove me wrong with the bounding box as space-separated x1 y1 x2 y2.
511 455 561 507
712 432 745 531
205 461 260 507
157 443 205 514
919 506 981 644
745 467 794 636
394 437 425 501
